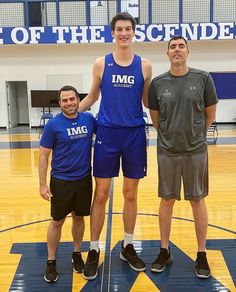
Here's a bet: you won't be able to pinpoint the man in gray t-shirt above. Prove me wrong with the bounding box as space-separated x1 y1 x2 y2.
148 36 218 279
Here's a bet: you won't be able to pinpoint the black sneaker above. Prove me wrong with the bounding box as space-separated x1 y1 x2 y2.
120 241 146 272
72 251 84 273
195 251 211 278
44 259 58 283
151 248 173 272
83 249 100 280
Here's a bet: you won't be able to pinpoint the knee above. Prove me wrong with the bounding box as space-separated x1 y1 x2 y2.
123 188 137 203
50 218 65 229
190 199 205 208
72 215 84 225
94 188 109 206
160 198 175 209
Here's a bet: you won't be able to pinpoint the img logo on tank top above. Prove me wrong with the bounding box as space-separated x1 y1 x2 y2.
111 74 135 88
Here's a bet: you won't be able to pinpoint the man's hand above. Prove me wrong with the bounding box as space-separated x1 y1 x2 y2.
40 185 52 201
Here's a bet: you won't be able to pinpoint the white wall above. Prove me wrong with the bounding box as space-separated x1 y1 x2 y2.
0 39 235 127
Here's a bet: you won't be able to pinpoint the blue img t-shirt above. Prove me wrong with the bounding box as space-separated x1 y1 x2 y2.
40 112 96 180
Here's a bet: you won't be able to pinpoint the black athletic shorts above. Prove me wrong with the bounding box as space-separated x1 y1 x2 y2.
50 175 92 221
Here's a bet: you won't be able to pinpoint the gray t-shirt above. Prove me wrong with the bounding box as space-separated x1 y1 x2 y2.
148 68 218 155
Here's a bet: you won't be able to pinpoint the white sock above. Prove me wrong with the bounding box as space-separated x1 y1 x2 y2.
124 232 133 248
90 241 99 252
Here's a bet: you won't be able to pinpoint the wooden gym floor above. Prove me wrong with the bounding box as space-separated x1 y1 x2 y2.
0 125 235 292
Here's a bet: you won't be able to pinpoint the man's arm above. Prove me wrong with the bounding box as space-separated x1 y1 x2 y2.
149 109 158 130
79 57 104 112
205 104 217 129
141 58 152 108
38 146 52 201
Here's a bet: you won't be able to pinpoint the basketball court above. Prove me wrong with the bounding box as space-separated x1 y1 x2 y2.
0 126 235 291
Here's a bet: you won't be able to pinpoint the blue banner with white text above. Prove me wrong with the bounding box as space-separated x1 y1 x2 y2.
0 22 236 45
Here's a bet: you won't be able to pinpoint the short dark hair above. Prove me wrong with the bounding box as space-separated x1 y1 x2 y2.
58 85 79 100
110 12 136 32
168 35 188 49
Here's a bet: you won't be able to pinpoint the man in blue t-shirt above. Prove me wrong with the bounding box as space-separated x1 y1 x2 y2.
39 85 96 283
79 12 152 280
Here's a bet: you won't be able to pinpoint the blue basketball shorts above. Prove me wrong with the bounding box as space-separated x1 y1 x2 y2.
93 126 147 178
